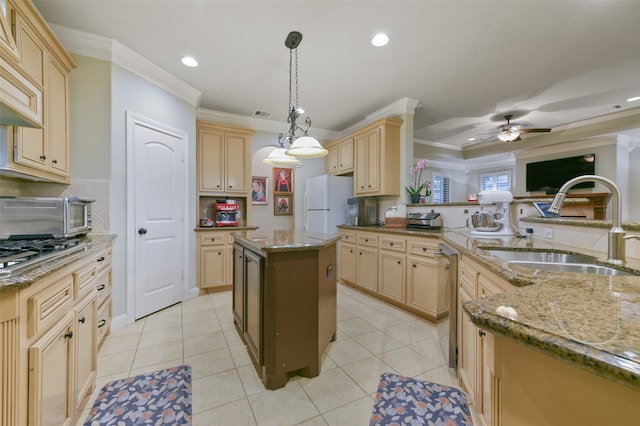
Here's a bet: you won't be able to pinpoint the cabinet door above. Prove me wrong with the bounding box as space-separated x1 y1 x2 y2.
47 55 69 176
29 312 74 426
225 134 248 193
338 242 356 283
338 138 354 172
198 127 225 192
354 133 368 194
75 294 97 410
200 246 226 288
458 288 478 406
407 255 439 317
325 144 339 174
378 250 405 302
232 245 245 330
356 246 377 291
244 250 262 363
364 127 380 193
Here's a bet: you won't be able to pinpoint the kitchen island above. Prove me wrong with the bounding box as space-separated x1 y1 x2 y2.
232 229 339 390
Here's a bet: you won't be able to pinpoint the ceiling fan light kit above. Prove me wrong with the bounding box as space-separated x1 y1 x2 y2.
495 114 551 143
266 31 327 165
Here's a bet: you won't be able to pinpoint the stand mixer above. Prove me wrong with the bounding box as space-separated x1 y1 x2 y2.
469 190 514 237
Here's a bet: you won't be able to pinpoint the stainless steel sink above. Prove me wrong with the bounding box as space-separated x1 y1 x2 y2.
482 249 634 276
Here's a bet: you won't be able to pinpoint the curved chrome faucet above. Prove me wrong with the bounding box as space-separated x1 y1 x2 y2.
548 175 628 264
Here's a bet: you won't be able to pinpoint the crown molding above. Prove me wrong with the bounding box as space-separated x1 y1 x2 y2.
47 24 202 107
338 97 421 137
197 108 339 141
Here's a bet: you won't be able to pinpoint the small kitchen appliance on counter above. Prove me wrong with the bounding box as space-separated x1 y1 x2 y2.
346 197 378 226
407 212 443 229
468 190 514 237
215 200 239 227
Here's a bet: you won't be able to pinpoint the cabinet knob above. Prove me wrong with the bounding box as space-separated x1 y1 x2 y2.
97 284 106 291
479 330 486 337
218 252 222 255
64 331 73 339
98 319 106 328
422 247 427 252
397 260 401 265
52 159 58 164
97 256 105 262
211 238 216 242
216 184 221 188
79 317 86 324
229 185 233 188
412 263 417 268
39 155 47 161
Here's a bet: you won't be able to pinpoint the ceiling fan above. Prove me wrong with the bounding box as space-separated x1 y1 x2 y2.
497 114 551 142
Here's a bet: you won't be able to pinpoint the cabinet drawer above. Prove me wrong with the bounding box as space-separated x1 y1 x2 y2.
97 295 112 345
459 262 477 297
339 231 356 244
200 233 227 246
379 236 406 252
357 233 378 247
96 268 112 308
73 260 97 301
95 248 112 274
407 239 438 257
27 274 74 338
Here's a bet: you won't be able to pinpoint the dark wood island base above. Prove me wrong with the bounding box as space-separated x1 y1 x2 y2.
232 230 339 390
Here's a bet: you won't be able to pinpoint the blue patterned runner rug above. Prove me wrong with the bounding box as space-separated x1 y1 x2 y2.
83 364 192 425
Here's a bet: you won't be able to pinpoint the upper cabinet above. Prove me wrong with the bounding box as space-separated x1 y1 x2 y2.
325 136 354 175
353 118 402 196
325 117 402 196
0 0 76 183
197 121 254 195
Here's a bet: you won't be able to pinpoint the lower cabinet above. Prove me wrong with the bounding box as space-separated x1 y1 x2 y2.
338 229 445 323
0 240 113 426
232 243 263 364
457 254 515 426
198 231 231 290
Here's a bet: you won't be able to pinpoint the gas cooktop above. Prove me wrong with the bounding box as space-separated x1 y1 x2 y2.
0 237 87 277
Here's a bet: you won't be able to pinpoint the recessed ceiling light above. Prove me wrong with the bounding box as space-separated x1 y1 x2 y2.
468 137 476 142
371 33 389 47
181 56 198 67
627 96 640 102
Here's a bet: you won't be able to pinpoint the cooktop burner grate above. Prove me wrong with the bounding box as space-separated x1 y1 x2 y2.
0 237 86 276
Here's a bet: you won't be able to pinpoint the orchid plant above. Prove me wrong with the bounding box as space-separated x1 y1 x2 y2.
405 159 431 195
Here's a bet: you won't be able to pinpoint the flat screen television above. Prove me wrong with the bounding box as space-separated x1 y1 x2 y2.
526 154 596 194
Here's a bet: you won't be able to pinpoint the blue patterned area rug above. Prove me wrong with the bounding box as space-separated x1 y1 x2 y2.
84 364 192 425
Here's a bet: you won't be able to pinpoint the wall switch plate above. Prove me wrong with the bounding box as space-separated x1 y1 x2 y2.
543 228 553 239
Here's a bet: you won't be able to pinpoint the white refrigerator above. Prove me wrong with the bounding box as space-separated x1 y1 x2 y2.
304 174 354 235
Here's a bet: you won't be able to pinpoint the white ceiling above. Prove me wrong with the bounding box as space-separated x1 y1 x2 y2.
32 0 640 155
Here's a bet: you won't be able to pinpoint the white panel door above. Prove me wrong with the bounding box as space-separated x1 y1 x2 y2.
132 117 185 319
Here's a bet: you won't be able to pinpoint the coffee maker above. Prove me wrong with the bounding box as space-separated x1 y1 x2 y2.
468 190 514 237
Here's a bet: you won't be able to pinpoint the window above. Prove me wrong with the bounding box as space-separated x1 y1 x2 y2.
432 174 450 204
480 170 511 192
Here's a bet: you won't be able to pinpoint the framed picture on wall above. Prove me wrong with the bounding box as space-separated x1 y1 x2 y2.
273 167 293 194
274 194 292 216
251 176 268 204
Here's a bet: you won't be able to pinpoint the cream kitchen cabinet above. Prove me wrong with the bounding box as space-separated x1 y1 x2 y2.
1 0 76 183
197 121 254 195
325 137 354 175
197 230 235 291
406 238 447 323
353 118 402 196
338 228 444 323
0 239 113 426
457 253 515 426
378 235 406 303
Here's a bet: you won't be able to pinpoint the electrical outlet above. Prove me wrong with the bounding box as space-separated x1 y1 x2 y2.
543 228 553 239
529 226 538 236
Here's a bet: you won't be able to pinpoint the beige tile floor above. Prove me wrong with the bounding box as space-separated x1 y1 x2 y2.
77 283 475 425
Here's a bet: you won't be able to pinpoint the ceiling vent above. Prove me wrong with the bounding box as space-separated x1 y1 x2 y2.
253 110 272 118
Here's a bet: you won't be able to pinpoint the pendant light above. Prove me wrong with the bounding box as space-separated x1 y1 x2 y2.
264 31 327 165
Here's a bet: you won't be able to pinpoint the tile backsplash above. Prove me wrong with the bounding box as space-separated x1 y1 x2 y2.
1 178 111 234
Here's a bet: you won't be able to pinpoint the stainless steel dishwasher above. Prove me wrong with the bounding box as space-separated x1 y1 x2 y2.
436 243 459 371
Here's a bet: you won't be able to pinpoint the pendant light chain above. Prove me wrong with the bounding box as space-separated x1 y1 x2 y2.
288 48 293 113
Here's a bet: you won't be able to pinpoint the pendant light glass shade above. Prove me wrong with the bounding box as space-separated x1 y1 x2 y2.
263 147 301 165
285 135 328 158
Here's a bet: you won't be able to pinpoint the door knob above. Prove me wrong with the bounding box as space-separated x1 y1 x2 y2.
138 228 148 235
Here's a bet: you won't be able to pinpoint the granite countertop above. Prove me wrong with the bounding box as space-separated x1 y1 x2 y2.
0 234 117 293
194 225 258 232
440 230 640 390
233 229 340 254
337 224 443 238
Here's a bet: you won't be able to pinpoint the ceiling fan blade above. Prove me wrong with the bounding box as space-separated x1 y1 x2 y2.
520 128 551 134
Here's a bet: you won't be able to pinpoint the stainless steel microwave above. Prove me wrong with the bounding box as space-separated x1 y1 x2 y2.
0 196 94 239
